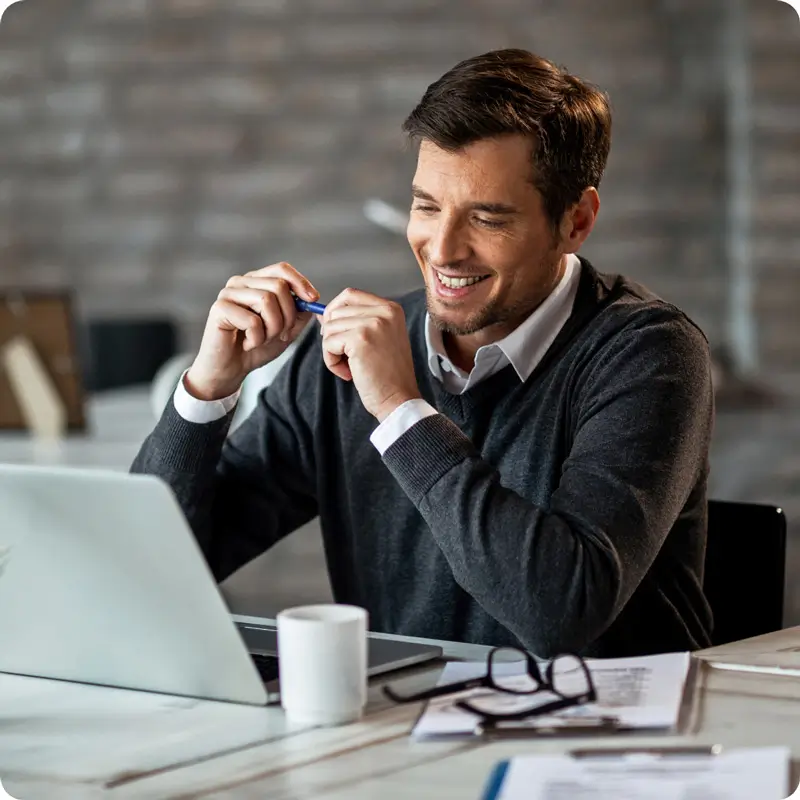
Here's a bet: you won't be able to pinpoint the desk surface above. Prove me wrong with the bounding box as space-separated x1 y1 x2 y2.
0 387 154 471
2 395 798 797
3 622 800 799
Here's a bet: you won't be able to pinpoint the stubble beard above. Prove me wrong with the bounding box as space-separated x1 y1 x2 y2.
426 288 525 336
426 250 564 337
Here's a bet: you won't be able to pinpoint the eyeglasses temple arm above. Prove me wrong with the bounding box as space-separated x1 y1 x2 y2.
455 692 594 722
382 676 487 704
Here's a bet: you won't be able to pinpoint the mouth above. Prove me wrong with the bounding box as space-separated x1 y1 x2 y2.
432 269 492 299
435 271 490 288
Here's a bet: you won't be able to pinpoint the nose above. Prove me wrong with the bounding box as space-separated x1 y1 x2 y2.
426 214 471 268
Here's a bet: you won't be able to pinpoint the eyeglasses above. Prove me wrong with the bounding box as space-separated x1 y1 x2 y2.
382 647 597 724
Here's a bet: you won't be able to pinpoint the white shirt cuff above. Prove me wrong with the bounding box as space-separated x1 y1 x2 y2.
172 369 241 424
370 398 439 456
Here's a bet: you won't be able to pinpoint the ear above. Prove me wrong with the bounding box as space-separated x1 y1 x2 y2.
559 188 600 254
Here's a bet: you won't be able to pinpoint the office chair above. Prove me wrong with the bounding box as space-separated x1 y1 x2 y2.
80 318 178 392
704 499 787 647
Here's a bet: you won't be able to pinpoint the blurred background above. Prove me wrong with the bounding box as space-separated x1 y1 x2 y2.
0 0 798 623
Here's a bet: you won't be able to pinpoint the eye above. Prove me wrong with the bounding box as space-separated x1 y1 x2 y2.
475 217 505 229
412 204 438 214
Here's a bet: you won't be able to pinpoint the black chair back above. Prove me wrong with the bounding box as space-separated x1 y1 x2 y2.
704 499 787 646
79 318 178 392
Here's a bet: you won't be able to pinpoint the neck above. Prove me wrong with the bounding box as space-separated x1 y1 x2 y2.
442 342 474 374
442 325 505 373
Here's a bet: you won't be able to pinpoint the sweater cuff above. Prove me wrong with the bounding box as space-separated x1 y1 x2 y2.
369 398 439 455
381 413 476 503
152 397 233 473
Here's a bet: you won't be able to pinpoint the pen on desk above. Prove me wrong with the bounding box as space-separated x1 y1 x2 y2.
570 744 723 759
293 296 327 315
705 661 800 678
474 717 620 738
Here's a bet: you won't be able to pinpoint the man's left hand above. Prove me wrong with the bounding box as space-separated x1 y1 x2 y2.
320 289 421 422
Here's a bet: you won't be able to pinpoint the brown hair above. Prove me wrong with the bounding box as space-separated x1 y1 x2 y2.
402 49 612 229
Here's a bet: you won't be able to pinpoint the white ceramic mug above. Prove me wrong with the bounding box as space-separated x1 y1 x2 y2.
276 604 368 726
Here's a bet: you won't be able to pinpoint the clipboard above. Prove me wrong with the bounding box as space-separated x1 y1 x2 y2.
482 748 725 800
480 746 790 800
0 290 87 431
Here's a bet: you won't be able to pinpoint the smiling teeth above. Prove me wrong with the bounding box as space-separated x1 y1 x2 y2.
436 272 486 288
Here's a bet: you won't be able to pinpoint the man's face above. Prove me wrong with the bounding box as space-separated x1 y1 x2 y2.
407 135 565 339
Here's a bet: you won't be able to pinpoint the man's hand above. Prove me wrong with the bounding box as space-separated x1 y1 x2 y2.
320 289 421 421
185 262 319 401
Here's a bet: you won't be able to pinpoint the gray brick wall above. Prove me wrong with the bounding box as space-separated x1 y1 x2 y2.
0 0 797 369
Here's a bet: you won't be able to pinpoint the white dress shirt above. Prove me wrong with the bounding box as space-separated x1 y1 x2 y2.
173 371 241 424
174 254 582 452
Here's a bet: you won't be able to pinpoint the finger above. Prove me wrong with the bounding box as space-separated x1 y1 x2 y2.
319 316 373 340
211 299 266 352
218 287 286 342
227 276 298 339
325 357 352 382
321 316 396 354
323 350 352 381
323 303 389 326
321 331 353 381
241 262 319 302
324 287 383 318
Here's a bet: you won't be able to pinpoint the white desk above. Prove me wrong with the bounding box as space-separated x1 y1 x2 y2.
0 387 154 471
4 625 800 799
0 621 489 800
2 394 799 797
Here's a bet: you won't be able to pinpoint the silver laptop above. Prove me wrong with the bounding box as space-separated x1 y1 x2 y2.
0 464 441 706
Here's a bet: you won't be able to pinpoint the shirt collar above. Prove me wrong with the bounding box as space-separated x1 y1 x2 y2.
424 253 582 384
425 312 448 381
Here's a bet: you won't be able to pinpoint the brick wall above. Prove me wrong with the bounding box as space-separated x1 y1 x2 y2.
0 0 797 371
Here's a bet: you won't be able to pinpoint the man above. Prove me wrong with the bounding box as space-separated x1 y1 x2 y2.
132 49 714 658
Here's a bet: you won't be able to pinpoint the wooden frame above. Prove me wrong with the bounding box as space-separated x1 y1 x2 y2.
0 290 87 431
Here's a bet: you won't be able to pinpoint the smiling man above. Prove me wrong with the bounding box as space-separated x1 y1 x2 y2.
132 49 714 658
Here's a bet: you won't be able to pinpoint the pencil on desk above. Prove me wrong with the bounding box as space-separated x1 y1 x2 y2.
706 661 800 678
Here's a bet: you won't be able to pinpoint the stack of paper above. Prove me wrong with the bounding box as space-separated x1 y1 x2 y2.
482 747 791 800
412 652 692 738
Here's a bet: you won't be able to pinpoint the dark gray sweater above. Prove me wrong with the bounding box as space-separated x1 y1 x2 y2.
131 259 714 658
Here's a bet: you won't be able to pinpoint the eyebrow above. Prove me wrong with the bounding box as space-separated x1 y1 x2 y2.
411 185 518 216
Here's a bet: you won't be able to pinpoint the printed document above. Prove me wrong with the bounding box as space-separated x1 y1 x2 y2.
412 651 691 738
484 747 790 800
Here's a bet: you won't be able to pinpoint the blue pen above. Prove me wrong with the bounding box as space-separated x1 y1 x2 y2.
293 296 327 315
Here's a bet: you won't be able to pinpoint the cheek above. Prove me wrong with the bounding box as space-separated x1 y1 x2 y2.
406 218 428 253
479 236 523 275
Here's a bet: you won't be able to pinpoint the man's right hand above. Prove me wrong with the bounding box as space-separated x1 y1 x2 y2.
184 262 319 401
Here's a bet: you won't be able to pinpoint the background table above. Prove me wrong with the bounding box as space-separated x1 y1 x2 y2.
0 386 337 615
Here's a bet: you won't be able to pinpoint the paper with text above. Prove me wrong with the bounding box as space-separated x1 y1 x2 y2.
486 747 790 800
412 651 691 738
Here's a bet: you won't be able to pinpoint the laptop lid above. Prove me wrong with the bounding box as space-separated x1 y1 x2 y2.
0 464 268 706
235 620 443 678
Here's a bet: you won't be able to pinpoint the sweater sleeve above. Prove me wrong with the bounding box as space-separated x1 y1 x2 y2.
380 310 714 658
130 330 320 583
